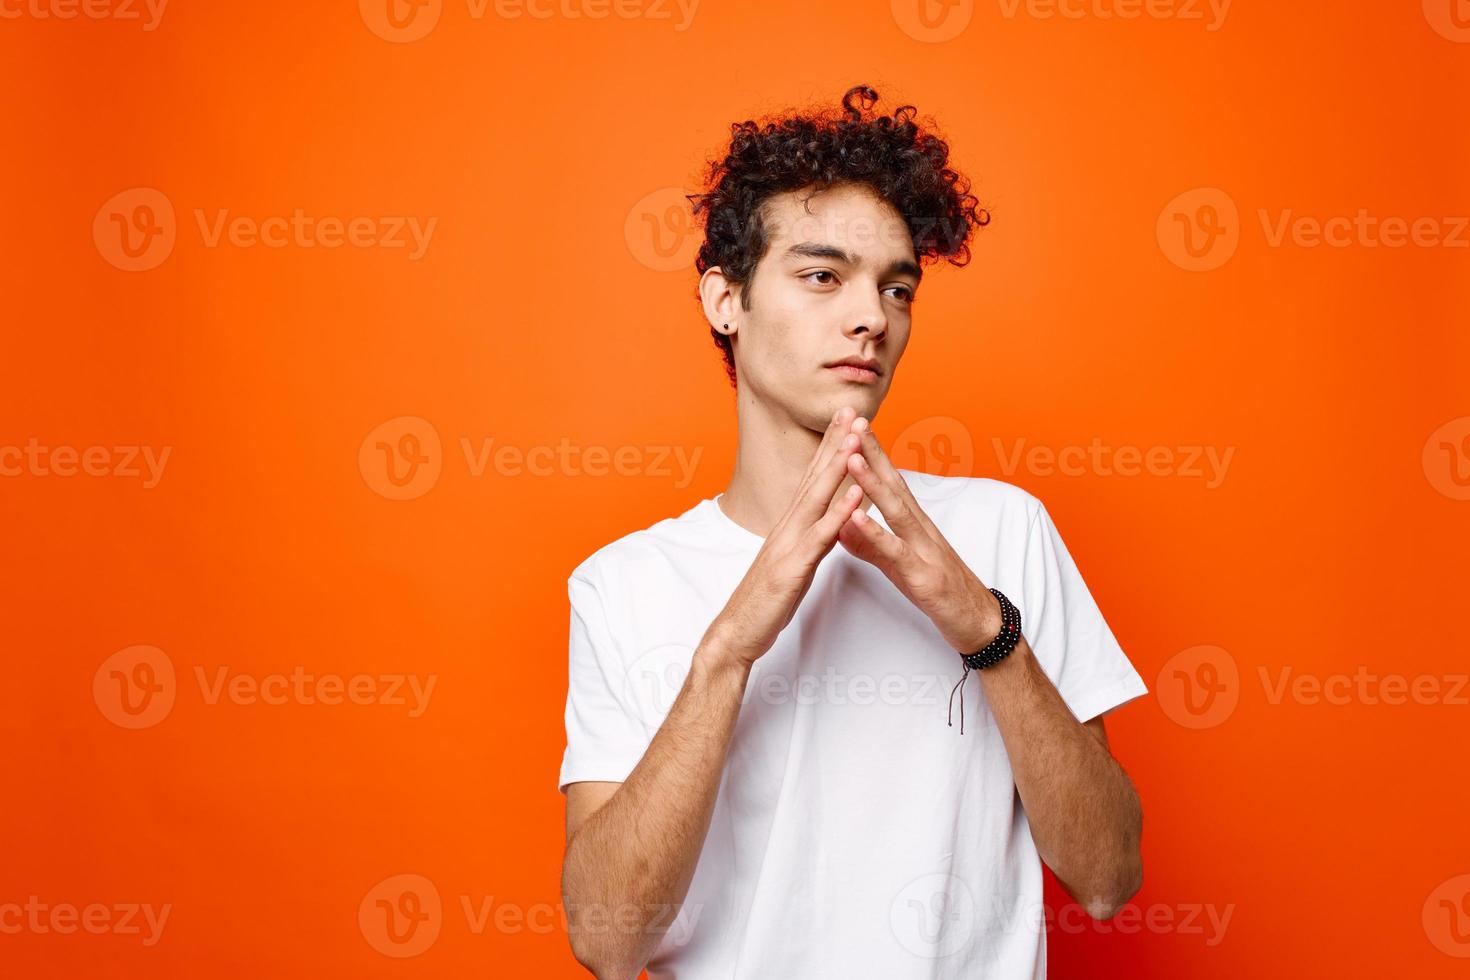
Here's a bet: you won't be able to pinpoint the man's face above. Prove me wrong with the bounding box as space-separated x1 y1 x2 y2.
729 182 921 428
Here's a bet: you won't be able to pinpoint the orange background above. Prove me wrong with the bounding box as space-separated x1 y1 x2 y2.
3 0 1468 976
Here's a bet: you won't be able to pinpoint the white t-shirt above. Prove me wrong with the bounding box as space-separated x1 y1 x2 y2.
558 469 1147 979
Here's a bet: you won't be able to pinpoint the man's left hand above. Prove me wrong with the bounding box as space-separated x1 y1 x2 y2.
838 417 1004 655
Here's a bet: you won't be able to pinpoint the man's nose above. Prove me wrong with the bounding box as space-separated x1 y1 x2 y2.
846 289 888 341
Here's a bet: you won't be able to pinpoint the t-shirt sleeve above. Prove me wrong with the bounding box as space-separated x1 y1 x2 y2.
1017 499 1148 723
558 569 655 794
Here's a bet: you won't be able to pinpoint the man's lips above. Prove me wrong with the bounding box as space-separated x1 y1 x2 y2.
826 364 880 383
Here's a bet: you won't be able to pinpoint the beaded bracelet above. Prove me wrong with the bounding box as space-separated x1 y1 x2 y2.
947 587 1023 734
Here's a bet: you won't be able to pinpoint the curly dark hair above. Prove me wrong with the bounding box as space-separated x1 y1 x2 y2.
687 84 989 388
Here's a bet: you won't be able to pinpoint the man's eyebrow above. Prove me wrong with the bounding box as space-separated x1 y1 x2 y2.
783 241 923 283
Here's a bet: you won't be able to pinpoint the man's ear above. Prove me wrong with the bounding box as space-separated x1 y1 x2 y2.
698 266 740 337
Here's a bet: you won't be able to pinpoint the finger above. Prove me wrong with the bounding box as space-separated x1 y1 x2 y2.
846 440 926 540
850 417 909 492
793 429 860 528
811 482 866 546
837 502 907 569
849 420 936 537
792 406 857 504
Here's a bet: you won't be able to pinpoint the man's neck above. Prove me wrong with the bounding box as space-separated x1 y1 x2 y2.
718 390 874 539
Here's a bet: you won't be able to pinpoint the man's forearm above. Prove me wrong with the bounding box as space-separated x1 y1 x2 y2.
978 634 1143 917
561 630 750 979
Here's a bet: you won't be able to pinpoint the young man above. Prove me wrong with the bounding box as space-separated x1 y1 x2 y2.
558 85 1147 979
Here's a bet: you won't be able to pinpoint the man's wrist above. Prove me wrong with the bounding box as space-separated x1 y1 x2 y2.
960 586 1024 674
952 583 1005 654
696 623 757 678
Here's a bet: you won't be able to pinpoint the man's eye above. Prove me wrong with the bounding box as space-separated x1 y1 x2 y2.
804 270 837 285
887 286 915 302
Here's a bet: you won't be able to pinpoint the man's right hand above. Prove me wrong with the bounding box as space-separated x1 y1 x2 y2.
707 406 867 668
